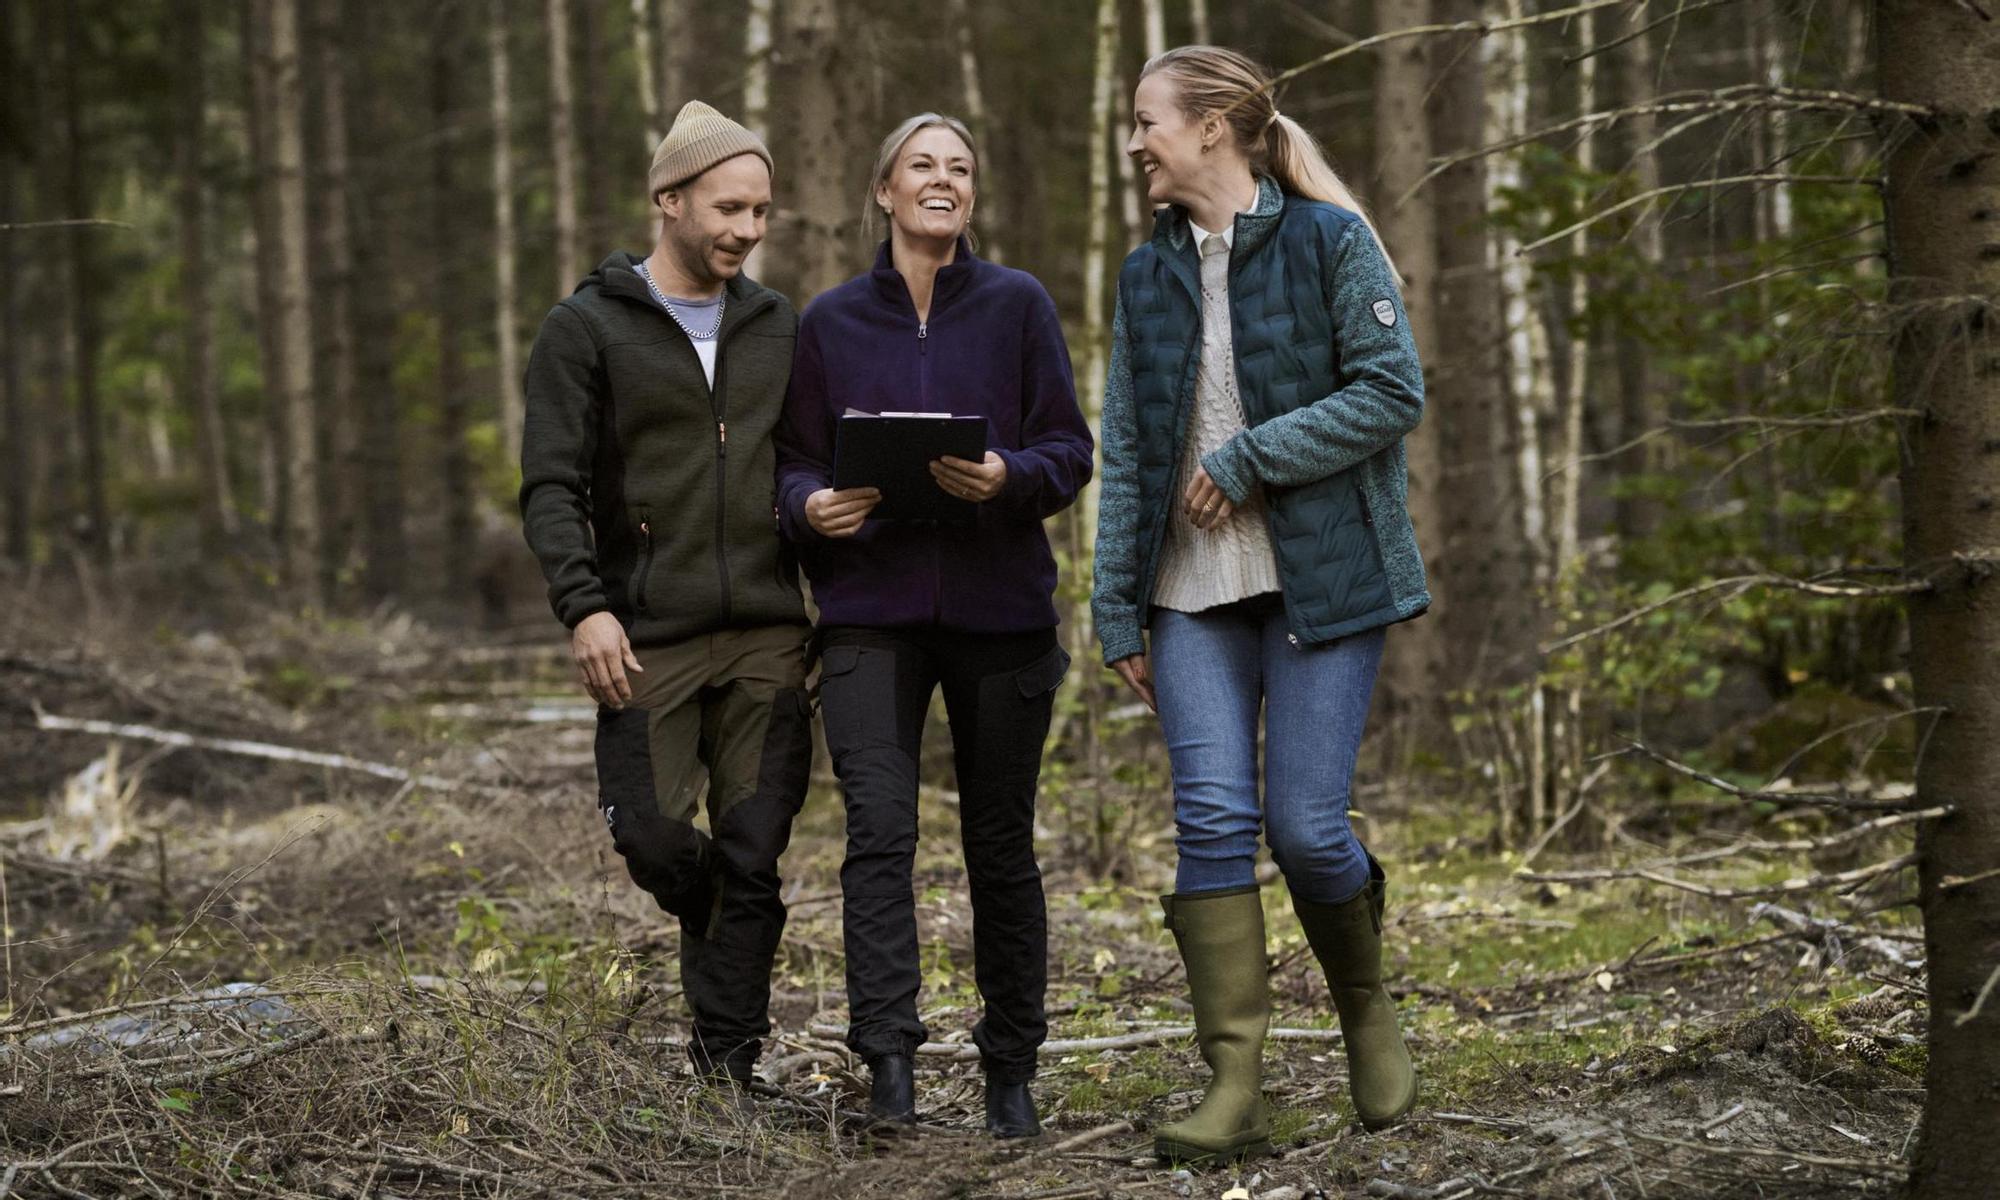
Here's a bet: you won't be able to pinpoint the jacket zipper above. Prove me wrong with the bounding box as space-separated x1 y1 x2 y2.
918 321 946 623
634 509 655 612
711 353 731 625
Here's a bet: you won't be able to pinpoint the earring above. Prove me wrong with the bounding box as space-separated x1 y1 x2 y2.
1200 142 1211 155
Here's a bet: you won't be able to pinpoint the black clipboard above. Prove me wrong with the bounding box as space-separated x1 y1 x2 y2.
832 411 989 523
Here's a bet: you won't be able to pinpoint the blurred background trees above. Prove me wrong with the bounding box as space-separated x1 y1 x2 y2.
0 0 1944 871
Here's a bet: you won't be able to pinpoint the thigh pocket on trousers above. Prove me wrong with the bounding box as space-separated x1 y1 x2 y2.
816 645 909 759
970 644 1070 781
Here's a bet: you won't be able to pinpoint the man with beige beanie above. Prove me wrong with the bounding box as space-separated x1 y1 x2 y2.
521 100 809 1103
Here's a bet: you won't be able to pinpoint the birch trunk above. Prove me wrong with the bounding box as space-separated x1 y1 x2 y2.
738 0 773 281
630 0 661 148
491 0 525 469
546 0 579 293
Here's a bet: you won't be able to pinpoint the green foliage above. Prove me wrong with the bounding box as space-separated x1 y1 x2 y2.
1483 134 1905 790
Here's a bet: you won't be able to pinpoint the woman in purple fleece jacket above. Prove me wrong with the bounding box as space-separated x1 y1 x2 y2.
774 113 1093 1137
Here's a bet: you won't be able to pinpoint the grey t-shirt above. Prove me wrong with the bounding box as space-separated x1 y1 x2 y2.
634 260 722 386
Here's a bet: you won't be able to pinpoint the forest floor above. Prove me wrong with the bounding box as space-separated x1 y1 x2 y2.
0 585 1928 1199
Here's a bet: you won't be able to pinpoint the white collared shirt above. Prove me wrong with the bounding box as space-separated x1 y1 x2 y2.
1189 218 1235 256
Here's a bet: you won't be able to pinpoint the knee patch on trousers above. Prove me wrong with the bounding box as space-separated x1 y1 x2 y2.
596 706 716 922
712 687 812 883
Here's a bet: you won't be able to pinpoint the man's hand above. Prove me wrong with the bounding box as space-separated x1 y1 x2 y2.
573 611 643 708
930 452 1008 503
806 487 882 537
1111 654 1156 713
1183 466 1234 530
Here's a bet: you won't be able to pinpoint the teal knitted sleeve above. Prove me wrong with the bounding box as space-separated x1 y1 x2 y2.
1090 293 1148 666
1199 223 1423 505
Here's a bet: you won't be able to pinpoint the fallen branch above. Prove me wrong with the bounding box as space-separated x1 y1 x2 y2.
1615 853 1918 902
34 709 510 795
149 1026 337 1088
1619 1127 1903 1176
1047 1120 1135 1154
1521 806 1948 883
1617 740 1925 811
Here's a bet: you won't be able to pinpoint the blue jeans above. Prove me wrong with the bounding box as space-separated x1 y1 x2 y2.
1151 593 1385 904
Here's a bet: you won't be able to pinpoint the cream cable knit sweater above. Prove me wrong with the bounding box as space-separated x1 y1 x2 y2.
1153 232 1281 613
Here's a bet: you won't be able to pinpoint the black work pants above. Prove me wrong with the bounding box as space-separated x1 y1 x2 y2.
817 624 1069 1084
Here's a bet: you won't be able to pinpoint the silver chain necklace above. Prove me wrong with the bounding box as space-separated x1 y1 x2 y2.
637 260 725 340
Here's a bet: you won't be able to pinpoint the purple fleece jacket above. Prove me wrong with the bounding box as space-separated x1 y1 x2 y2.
775 238 1095 633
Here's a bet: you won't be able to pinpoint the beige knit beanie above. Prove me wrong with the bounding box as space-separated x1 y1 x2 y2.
647 101 773 198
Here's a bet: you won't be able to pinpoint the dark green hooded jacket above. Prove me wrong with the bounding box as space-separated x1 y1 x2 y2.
520 252 807 646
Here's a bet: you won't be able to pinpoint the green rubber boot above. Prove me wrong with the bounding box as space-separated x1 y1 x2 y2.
1293 856 1417 1130
1153 886 1273 1165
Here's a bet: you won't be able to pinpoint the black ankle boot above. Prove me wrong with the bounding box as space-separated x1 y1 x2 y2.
867 1054 916 1125
984 1077 1041 1138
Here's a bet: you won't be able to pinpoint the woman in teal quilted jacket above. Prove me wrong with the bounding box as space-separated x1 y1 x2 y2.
1091 46 1428 1162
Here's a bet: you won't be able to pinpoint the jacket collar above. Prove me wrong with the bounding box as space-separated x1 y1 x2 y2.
1151 174 1286 259
868 235 980 317
594 251 778 339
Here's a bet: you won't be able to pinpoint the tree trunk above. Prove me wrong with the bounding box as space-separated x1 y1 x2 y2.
1063 0 1119 867
268 0 321 603
1610 13 1663 543
742 0 772 140
578 0 612 255
1114 77 1140 255
767 0 849 304
434 10 475 600
630 0 662 147
311 0 356 600
1372 0 1446 734
174 0 236 557
1491 0 1548 591
244 0 286 543
1140 0 1164 61
2 0 31 564
63 0 109 562
1552 8 1594 576
1188 0 1209 44
491 0 525 470
948 0 997 261
1881 7 2000 1198
545 0 579 293
738 0 776 284
657 0 686 114
1430 0 1532 690
347 29 404 602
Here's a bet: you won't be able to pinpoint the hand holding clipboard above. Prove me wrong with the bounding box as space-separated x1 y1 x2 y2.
820 411 994 526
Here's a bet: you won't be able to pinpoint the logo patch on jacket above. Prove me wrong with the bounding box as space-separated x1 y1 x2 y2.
1371 299 1397 327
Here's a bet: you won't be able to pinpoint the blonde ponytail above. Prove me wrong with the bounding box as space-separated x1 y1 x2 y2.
1144 46 1400 287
